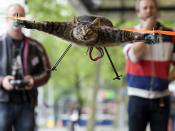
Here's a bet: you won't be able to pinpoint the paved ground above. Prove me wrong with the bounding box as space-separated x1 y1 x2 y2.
38 126 128 131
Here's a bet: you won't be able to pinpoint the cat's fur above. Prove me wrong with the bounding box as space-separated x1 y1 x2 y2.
21 15 150 47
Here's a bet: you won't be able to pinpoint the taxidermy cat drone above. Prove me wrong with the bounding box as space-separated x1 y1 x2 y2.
10 14 175 80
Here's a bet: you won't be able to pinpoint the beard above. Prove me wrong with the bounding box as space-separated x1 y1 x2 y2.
12 26 22 32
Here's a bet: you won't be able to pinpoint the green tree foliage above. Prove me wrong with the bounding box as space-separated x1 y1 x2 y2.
27 0 98 103
26 0 140 105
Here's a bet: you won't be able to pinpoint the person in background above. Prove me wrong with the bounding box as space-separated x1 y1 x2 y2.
0 4 51 131
122 0 175 131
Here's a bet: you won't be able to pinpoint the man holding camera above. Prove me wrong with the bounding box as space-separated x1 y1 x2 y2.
0 4 51 131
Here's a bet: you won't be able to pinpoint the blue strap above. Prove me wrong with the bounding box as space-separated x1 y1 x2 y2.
145 34 158 44
13 20 24 27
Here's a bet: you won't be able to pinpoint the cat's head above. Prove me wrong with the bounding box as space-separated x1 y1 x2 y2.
72 17 100 43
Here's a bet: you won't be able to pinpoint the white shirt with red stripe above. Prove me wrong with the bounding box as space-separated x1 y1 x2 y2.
122 23 175 99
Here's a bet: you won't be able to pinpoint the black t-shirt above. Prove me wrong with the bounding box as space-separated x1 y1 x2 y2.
10 38 29 103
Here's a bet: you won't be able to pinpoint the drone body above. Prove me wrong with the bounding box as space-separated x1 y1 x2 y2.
14 15 151 47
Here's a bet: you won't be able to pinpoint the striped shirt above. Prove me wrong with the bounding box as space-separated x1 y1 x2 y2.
122 23 175 99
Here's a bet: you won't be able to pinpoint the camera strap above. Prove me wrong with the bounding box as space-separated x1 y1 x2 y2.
12 39 25 77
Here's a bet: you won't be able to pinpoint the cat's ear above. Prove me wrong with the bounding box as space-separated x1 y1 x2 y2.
73 16 79 26
92 18 100 28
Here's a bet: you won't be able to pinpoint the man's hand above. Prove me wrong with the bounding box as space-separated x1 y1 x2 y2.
25 75 34 90
2 76 14 91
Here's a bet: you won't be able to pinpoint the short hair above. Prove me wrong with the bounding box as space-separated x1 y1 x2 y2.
7 3 25 15
135 0 158 12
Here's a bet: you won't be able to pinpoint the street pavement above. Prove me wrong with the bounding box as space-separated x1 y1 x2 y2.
38 126 128 131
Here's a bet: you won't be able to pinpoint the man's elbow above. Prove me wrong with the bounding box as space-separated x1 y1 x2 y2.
128 48 139 63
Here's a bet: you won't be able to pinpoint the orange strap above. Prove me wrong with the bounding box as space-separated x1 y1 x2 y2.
121 28 175 36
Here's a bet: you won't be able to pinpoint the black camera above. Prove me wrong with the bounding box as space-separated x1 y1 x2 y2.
10 59 29 90
10 79 29 90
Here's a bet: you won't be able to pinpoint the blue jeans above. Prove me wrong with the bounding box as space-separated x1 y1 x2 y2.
128 96 170 131
0 103 35 131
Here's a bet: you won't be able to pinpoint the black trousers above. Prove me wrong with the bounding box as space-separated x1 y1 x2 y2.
128 96 170 131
